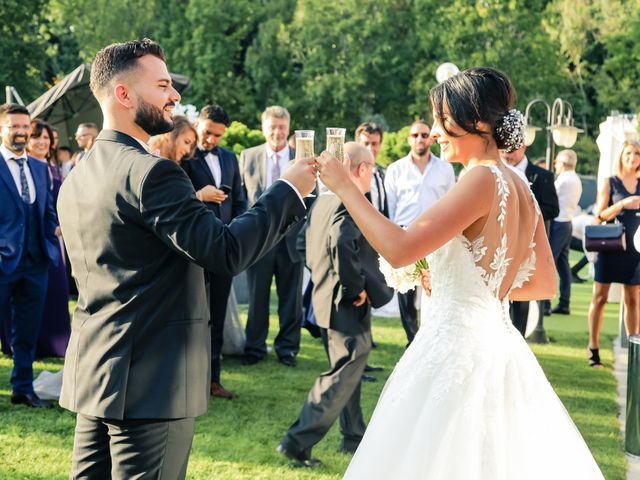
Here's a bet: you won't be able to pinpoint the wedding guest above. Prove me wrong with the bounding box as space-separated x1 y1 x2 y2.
27 119 70 358
57 39 316 478
51 127 60 150
239 106 307 367
547 149 582 315
63 122 98 176
587 140 640 368
355 122 388 216
0 104 60 408
149 115 196 164
278 142 392 467
182 104 246 399
384 120 455 345
355 122 387 376
57 146 72 172
500 144 559 335
74 122 98 162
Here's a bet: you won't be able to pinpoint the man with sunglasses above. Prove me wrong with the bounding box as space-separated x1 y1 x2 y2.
384 119 455 345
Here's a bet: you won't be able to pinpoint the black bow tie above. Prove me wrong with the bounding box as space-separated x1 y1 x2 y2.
201 147 219 156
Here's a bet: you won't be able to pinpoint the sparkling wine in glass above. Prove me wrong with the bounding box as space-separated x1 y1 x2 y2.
294 130 315 160
326 127 346 164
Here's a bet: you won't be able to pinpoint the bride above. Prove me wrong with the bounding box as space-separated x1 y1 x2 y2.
317 67 603 479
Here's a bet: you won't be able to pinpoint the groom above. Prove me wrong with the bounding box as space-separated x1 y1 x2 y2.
278 143 393 467
57 38 317 479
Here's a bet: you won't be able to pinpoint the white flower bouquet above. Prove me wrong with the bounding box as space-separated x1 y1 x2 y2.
378 256 429 293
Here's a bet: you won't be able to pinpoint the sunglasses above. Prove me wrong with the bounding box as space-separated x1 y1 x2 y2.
410 132 430 139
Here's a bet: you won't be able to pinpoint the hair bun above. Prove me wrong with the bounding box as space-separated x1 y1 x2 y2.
494 109 525 152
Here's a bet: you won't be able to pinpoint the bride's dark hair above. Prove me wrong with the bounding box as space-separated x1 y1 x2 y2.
429 67 516 150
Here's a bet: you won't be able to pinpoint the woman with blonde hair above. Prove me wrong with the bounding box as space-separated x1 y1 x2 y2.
149 115 196 164
587 140 640 367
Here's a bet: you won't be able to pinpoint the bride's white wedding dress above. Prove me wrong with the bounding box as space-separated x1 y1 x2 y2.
344 165 604 479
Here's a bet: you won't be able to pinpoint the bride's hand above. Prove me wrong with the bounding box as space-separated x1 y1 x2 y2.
419 269 431 297
317 151 353 195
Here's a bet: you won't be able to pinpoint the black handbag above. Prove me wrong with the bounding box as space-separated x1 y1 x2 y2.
584 223 626 252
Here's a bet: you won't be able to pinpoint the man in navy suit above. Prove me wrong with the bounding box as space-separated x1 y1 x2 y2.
182 104 246 399
0 103 60 408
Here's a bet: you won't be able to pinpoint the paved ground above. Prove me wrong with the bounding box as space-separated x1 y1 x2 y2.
613 339 640 479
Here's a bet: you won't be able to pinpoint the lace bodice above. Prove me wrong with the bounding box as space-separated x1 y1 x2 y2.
453 164 540 300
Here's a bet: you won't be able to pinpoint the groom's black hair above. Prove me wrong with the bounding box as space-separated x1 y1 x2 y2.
429 67 515 150
90 38 165 100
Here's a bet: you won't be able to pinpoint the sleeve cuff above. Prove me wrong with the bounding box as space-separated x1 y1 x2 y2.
276 179 307 209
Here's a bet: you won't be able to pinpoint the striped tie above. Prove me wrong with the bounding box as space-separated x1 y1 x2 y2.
13 158 31 203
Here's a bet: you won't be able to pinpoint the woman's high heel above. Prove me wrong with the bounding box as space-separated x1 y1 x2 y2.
588 348 603 368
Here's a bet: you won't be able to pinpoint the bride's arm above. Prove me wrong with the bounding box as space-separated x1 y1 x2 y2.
319 156 493 267
508 215 557 301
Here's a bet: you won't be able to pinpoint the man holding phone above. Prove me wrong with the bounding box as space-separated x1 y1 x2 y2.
182 104 246 399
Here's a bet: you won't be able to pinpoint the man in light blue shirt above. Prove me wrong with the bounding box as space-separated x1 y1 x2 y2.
384 120 455 344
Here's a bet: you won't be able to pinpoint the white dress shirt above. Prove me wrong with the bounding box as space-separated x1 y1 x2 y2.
205 152 222 186
554 170 582 222
1 144 36 204
384 153 456 226
264 144 291 188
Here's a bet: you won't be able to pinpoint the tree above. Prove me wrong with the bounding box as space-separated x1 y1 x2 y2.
0 0 50 102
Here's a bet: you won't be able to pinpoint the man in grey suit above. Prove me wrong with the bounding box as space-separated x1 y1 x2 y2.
277 143 393 467
57 39 317 479
239 106 305 367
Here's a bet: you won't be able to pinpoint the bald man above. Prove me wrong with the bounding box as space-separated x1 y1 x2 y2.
548 149 582 315
277 143 393 467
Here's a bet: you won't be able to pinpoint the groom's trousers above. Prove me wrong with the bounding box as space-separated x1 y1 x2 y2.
281 318 371 454
70 414 195 479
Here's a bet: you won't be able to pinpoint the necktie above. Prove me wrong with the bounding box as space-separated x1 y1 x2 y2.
271 154 281 183
14 158 31 204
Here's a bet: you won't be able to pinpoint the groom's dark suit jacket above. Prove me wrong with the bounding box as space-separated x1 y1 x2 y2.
57 130 305 420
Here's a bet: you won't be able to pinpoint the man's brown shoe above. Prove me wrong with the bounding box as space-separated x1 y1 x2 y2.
210 382 237 399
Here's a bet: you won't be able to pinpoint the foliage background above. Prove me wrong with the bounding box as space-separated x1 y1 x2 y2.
3 0 639 171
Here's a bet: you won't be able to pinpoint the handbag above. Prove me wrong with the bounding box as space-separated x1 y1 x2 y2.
584 223 626 252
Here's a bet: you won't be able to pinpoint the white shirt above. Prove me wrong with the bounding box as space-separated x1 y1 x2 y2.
131 136 151 153
384 153 456 226
264 144 291 188
1 144 36 204
205 152 222 186
554 170 582 222
514 156 528 173
370 169 386 213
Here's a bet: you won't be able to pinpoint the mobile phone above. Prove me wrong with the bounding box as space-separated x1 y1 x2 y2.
219 184 231 194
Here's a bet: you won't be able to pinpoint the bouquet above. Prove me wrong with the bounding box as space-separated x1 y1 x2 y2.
378 256 429 293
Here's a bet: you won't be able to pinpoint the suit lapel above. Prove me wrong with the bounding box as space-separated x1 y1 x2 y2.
218 151 228 187
0 153 25 208
525 162 538 184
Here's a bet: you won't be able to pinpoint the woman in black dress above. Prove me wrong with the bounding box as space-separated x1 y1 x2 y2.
588 140 640 367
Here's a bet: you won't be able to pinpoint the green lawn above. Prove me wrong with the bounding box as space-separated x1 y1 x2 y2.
0 274 628 479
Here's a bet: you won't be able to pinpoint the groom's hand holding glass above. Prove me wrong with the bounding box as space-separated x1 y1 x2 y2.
282 156 319 198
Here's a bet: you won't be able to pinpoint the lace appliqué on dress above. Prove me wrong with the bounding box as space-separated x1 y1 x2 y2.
460 165 513 298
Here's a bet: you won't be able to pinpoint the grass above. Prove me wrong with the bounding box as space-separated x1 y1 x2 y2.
0 267 628 479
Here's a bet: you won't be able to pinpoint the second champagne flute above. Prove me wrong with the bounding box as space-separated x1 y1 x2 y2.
326 127 346 164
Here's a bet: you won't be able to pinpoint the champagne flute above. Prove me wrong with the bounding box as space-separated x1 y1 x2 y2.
326 127 346 164
294 130 315 160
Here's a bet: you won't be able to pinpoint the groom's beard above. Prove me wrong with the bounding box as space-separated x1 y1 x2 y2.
134 99 175 136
